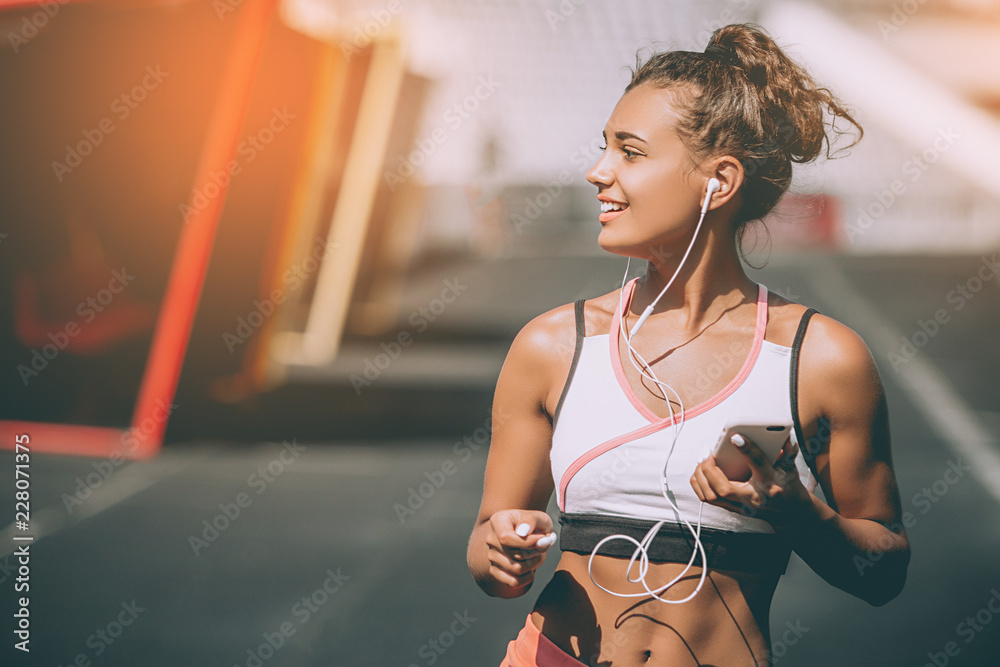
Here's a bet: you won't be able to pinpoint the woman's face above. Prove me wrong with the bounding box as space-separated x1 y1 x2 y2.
586 84 706 259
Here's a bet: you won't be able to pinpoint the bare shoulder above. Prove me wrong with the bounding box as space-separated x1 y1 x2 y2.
800 313 881 389
761 289 882 424
764 289 877 377
794 310 885 429
506 284 621 361
497 301 579 410
499 289 621 418
506 301 578 368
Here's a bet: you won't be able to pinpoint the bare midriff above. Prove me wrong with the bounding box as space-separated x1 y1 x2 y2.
530 551 781 667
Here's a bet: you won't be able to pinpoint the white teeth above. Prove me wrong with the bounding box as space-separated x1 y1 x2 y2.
600 201 626 213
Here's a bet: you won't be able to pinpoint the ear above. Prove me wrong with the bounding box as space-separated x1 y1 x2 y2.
706 156 744 212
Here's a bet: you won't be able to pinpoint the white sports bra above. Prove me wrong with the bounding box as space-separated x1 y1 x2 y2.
549 278 820 572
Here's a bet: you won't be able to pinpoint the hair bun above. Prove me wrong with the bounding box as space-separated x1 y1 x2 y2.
705 37 767 88
704 43 738 67
624 22 862 232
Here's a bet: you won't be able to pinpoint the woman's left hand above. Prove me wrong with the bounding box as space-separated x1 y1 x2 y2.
689 435 819 530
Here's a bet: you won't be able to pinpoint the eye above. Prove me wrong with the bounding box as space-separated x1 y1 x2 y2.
597 142 640 160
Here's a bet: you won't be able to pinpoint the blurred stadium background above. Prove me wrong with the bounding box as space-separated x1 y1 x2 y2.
0 0 998 665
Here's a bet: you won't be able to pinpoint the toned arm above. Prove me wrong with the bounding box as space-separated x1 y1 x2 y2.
467 303 578 598
787 314 911 606
690 310 910 606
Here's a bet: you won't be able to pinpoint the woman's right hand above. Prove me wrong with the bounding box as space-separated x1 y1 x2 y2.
485 509 558 591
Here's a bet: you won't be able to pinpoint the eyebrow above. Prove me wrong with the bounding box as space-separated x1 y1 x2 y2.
602 129 648 144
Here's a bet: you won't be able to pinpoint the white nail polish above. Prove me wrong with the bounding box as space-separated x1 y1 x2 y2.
515 522 530 537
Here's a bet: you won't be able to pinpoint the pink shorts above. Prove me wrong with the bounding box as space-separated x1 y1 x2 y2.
500 614 589 667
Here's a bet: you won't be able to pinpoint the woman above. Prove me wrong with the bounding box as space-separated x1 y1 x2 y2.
467 23 910 667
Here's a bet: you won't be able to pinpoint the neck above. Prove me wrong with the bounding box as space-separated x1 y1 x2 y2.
627 224 756 331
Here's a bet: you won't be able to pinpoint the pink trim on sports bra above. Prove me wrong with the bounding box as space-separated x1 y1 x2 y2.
556 280 769 511
610 278 769 423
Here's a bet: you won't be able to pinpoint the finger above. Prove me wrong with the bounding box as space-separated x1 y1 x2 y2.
489 562 535 589
701 465 766 516
518 511 555 536
775 438 799 470
702 463 740 501
709 494 757 515
732 434 774 483
492 548 543 576
507 547 538 561
693 466 719 503
493 511 554 548
533 532 557 548
507 540 553 562
690 465 706 501
515 529 557 550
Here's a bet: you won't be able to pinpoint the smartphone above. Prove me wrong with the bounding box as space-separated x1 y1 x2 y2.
710 420 793 482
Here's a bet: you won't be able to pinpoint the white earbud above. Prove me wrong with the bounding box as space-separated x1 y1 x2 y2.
628 177 723 339
701 177 721 214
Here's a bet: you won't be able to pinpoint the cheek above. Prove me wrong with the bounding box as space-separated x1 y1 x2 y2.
625 166 685 212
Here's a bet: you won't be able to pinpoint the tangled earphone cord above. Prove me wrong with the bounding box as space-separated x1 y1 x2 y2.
586 195 715 604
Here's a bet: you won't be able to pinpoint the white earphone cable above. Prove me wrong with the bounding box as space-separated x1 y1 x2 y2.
586 182 718 604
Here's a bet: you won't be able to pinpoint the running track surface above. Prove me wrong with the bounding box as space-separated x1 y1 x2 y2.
1 251 998 666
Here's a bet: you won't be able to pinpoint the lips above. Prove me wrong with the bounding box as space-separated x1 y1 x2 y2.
598 201 628 224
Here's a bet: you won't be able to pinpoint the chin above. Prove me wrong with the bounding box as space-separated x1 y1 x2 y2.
596 228 651 260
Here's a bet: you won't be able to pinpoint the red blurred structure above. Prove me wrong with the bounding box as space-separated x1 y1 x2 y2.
0 0 280 458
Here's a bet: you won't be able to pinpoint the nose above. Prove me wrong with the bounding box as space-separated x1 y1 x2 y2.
586 150 613 188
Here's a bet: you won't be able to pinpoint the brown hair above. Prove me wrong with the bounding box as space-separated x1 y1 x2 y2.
625 23 862 247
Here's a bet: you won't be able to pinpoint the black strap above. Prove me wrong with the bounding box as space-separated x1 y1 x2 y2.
558 512 792 575
552 300 586 428
790 308 818 458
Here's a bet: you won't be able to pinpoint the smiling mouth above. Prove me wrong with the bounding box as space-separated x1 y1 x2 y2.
598 202 629 223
